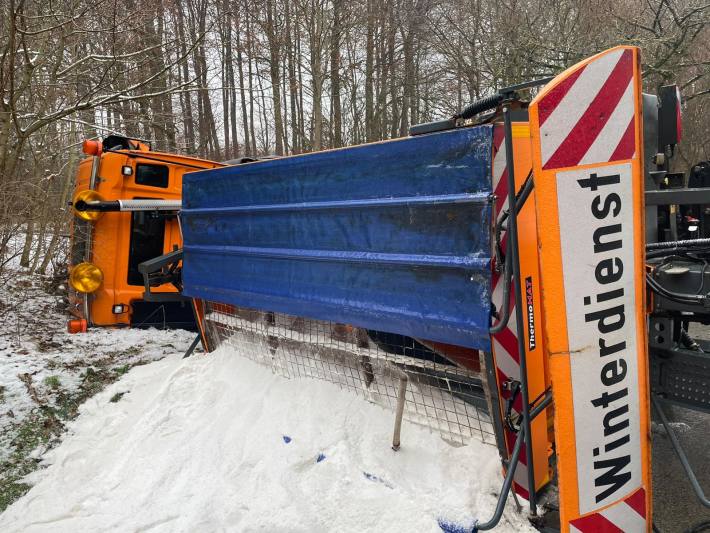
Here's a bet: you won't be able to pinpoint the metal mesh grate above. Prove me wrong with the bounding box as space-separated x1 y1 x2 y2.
202 301 495 445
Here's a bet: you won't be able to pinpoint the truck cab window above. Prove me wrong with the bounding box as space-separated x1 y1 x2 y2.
135 164 169 188
127 198 167 286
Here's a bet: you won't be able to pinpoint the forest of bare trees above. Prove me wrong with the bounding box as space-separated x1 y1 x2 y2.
1 0 709 276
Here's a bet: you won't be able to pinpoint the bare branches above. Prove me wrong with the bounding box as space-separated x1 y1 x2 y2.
55 43 168 79
0 0 708 274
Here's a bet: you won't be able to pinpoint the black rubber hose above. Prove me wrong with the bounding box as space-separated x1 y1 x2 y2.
680 328 704 352
647 248 710 259
455 93 504 120
496 174 534 228
489 175 534 334
647 238 710 251
646 274 705 304
685 521 710 533
489 235 512 334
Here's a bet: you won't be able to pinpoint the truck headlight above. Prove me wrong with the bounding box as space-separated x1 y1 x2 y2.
69 262 103 293
73 190 104 221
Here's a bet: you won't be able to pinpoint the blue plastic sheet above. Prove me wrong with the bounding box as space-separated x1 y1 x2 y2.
181 126 494 350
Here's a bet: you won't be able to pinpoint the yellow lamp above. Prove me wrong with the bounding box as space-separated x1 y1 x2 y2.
69 262 103 293
73 190 104 221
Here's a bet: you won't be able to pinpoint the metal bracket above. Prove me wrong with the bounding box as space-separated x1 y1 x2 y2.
649 317 674 349
476 106 542 531
501 106 538 516
475 391 552 531
138 248 189 303
650 344 710 414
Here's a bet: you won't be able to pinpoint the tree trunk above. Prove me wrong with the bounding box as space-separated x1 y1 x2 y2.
364 0 375 142
235 6 251 157
226 8 239 158
175 3 196 153
388 3 399 139
265 0 284 155
297 29 306 151
20 220 34 268
39 124 79 274
285 0 300 154
220 0 232 159
309 8 324 152
246 8 257 156
330 0 343 148
399 30 414 136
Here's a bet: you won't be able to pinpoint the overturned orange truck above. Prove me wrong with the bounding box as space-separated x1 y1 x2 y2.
75 46 707 531
67 135 221 332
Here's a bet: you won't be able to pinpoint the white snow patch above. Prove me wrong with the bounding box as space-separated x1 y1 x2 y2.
0 347 533 532
0 260 195 463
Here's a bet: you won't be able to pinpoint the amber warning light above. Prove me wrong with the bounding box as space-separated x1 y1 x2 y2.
82 139 102 156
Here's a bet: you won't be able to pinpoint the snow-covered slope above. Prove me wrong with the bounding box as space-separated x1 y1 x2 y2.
0 347 533 532
0 265 195 464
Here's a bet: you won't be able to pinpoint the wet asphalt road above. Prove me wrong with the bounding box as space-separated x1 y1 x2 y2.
652 324 710 533
652 404 710 532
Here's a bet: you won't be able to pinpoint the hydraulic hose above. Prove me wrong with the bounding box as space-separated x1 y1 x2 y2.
647 238 710 251
490 234 512 334
455 94 504 121
647 248 710 260
489 174 534 334
646 274 706 305
455 77 554 121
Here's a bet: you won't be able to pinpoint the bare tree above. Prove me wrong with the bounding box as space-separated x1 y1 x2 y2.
1 0 708 274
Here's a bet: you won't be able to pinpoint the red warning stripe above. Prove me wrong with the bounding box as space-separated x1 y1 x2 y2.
494 311 520 363
538 48 639 171
544 50 633 170
624 487 646 518
494 169 509 214
569 488 647 532
609 116 636 162
513 481 530 500
538 67 585 126
570 513 623 533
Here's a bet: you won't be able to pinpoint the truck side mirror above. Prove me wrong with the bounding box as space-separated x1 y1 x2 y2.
658 85 682 152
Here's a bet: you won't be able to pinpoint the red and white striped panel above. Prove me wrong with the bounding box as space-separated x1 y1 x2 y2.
490 125 530 499
570 488 647 532
538 48 636 170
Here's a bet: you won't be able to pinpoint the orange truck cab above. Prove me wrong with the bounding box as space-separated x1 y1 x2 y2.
67 135 221 332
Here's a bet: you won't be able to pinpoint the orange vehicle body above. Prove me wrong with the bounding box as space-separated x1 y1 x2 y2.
488 46 651 529
68 136 221 331
489 120 553 502
528 46 652 530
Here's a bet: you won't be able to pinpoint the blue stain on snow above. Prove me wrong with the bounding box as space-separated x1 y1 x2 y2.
363 472 378 482
437 518 471 533
316 453 326 463
282 435 292 444
362 471 393 489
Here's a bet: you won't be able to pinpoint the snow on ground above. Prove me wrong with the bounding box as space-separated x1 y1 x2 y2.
0 259 196 510
0 269 194 459
0 346 533 533
1 235 531 531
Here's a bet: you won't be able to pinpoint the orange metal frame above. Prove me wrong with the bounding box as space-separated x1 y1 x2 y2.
490 122 553 501
528 47 651 530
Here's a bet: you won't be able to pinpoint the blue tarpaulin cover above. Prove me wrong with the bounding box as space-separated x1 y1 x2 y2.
181 126 494 351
